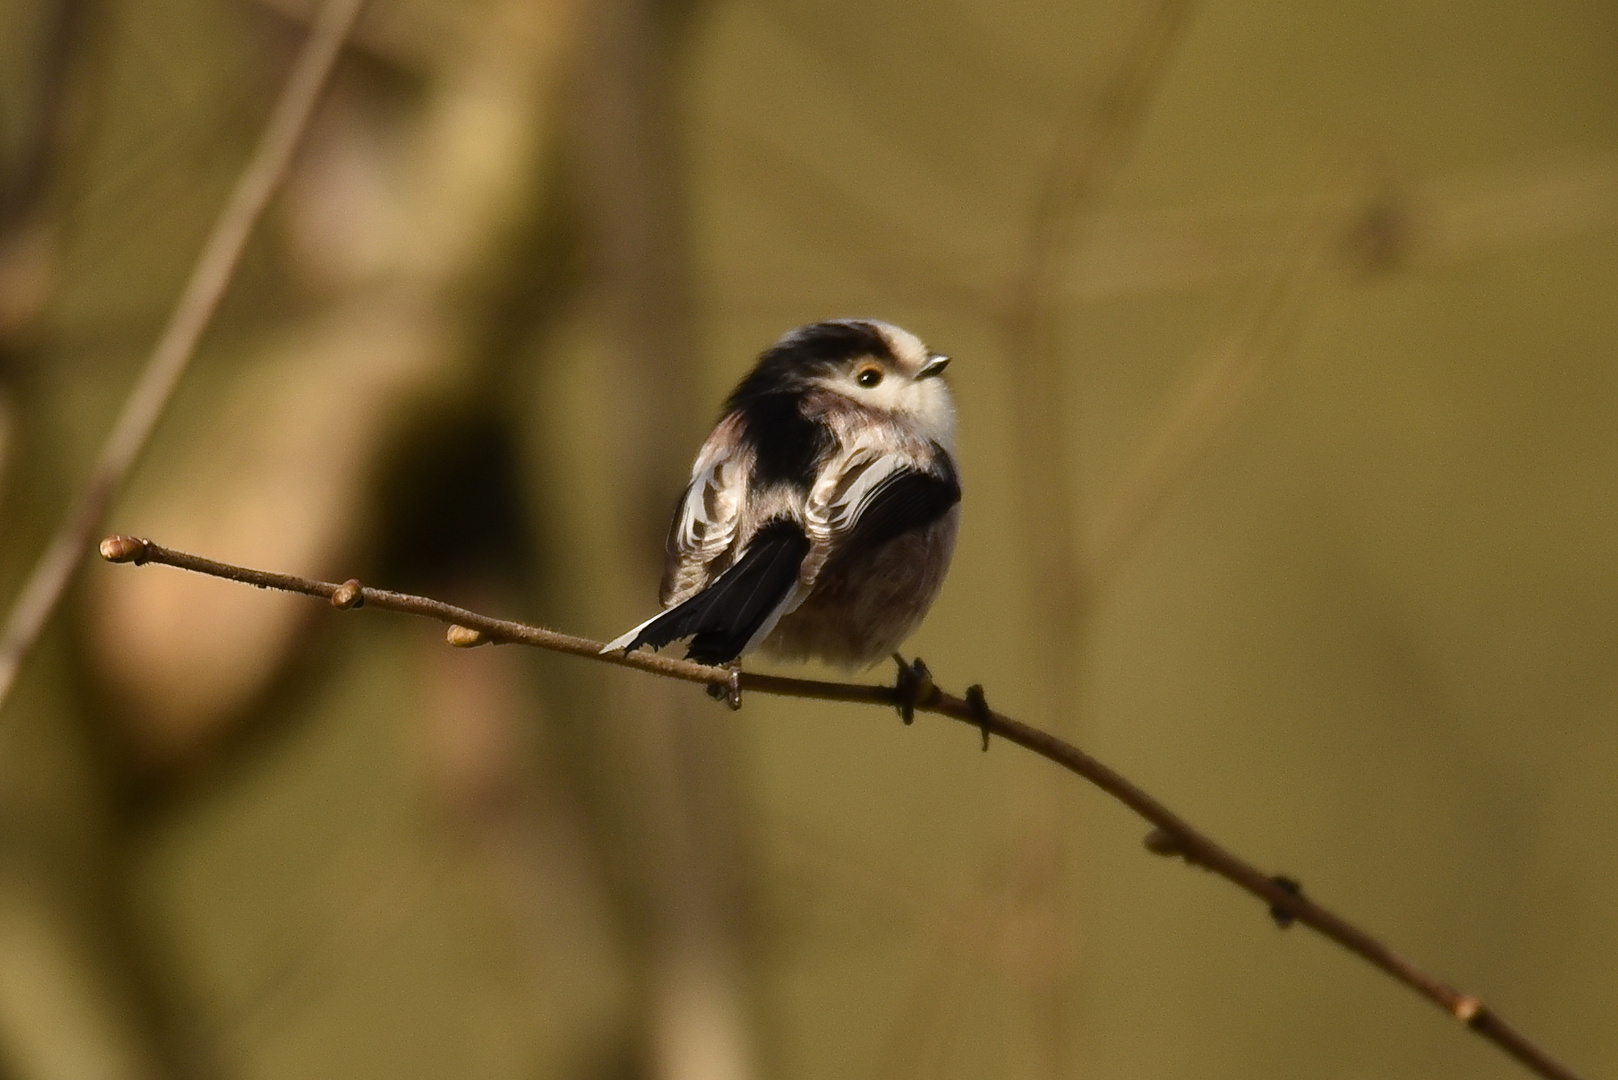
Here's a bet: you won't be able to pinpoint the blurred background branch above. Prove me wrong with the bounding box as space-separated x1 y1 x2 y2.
0 0 90 562
996 4 1194 1076
0 0 366 715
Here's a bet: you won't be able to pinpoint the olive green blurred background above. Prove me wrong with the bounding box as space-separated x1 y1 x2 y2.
1 0 1616 1078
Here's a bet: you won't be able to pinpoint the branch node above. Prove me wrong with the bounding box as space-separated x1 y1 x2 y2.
893 654 935 725
1143 827 1184 858
965 684 992 751
98 535 150 565
1453 995 1484 1025
1268 875 1303 929
446 624 487 648
330 579 364 609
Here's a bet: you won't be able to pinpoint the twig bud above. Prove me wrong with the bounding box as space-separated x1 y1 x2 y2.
446 624 487 648
1143 828 1183 857
330 579 364 609
98 535 150 564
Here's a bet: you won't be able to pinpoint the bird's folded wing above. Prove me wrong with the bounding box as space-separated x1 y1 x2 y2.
661 418 751 606
804 441 960 578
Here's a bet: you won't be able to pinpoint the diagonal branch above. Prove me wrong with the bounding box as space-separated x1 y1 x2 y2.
0 0 369 715
96 533 1585 1080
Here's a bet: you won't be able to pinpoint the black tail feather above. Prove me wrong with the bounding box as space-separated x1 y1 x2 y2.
625 520 810 665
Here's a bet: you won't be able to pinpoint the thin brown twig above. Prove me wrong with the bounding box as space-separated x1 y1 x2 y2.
97 534 1586 1080
0 0 369 714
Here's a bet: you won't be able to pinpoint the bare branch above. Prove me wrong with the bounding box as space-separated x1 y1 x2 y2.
0 0 369 714
98 533 1586 1080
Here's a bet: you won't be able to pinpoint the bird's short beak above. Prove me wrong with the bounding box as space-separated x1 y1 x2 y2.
917 355 950 379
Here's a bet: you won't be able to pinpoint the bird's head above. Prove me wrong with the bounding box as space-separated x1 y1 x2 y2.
735 319 955 445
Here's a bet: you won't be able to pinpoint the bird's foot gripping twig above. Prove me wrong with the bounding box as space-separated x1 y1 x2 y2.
892 654 936 725
965 684 992 751
704 664 743 710
1267 875 1303 929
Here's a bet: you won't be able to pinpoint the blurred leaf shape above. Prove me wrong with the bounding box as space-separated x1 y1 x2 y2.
86 0 577 760
90 300 457 758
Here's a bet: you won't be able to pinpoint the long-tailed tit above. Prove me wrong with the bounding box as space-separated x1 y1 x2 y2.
603 319 960 668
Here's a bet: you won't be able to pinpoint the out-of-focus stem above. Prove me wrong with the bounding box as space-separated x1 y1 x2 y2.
998 4 1195 1075
0 0 369 716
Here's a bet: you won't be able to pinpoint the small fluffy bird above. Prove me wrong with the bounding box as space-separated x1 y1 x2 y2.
603 319 960 668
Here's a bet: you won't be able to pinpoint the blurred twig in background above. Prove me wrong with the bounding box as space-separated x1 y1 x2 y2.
566 0 759 1076
0 0 92 534
1081 174 1364 587
1003 0 1195 648
97 534 1589 1080
88 0 574 759
996 3 1195 1075
0 0 368 716
704 150 1618 313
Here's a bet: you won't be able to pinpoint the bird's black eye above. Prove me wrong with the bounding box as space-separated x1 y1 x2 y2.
856 365 884 388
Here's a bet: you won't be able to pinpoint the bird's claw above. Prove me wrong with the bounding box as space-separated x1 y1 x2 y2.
1267 875 1303 928
705 664 743 710
965 684 992 751
893 654 935 725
